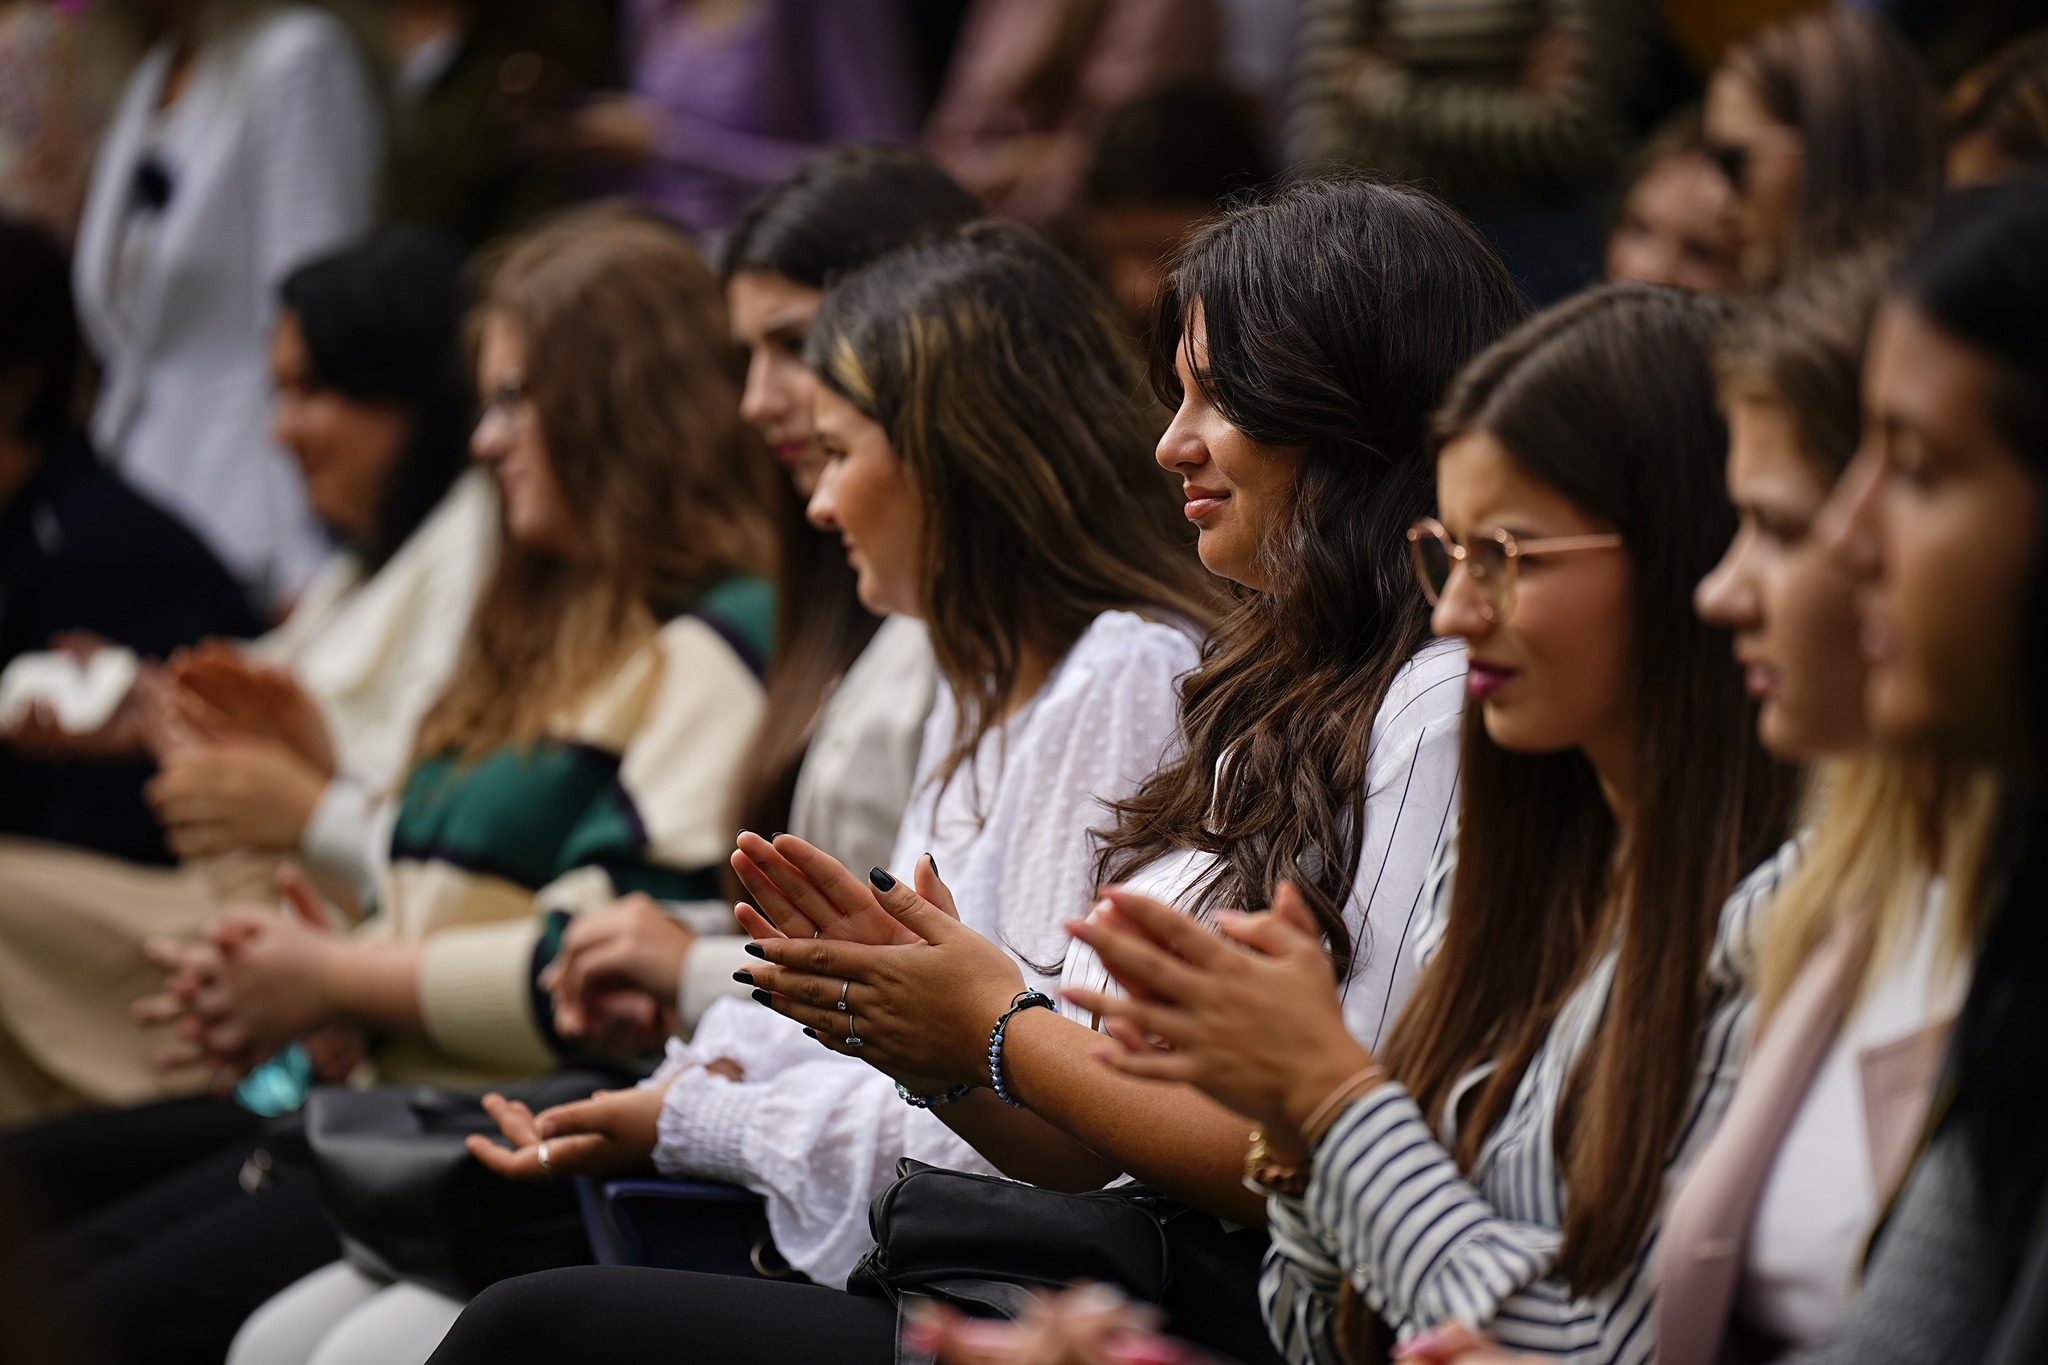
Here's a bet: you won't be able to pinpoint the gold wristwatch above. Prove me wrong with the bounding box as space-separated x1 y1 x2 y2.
1243 1126 1311 1197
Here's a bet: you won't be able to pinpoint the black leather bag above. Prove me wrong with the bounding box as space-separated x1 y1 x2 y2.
301 1073 617 1299
846 1159 1182 1315
848 1160 1288 1365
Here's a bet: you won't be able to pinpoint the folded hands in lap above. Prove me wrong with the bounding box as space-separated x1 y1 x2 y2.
132 863 346 1088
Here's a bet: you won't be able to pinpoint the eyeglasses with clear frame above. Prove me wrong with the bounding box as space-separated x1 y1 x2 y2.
1407 516 1624 621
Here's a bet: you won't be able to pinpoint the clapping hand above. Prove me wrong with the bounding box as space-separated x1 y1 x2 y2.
467 1083 666 1181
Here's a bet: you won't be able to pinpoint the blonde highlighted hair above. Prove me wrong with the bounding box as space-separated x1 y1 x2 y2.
415 206 778 762
1758 757 1997 1021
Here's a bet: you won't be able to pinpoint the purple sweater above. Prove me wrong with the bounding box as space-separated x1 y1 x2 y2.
626 0 919 239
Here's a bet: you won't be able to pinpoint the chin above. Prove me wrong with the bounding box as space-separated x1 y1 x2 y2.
1478 703 1581 757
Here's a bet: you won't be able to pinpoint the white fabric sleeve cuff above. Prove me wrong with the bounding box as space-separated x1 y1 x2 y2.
654 1065 758 1186
678 936 757 1039
300 776 377 904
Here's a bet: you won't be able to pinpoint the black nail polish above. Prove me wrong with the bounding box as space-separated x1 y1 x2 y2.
751 989 773 1006
744 943 767 959
771 831 786 841
927 852 939 879
732 970 754 986
803 1027 818 1039
869 866 897 892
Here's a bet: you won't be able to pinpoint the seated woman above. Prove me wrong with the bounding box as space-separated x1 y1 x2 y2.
1659 253 1997 1365
542 144 979 1051
434 177 1524 1363
22 206 781 1365
0 226 493 1126
1068 285 1798 1363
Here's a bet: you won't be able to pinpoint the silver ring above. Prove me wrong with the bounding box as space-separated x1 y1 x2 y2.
845 1013 864 1049
836 979 852 1012
536 1140 553 1176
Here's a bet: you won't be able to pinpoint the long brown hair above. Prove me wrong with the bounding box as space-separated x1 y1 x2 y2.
416 207 778 761
719 146 981 835
1380 285 1798 1294
1723 8 1940 275
1098 178 1523 978
807 220 1219 795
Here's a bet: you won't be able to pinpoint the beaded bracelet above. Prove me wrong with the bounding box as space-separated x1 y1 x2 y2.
895 1080 975 1110
987 990 1055 1107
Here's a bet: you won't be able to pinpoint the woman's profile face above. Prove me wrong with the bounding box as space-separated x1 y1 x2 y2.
1155 305 1303 593
1432 431 1636 780
470 313 580 554
1704 69 1807 287
807 385 926 618
269 309 409 542
1695 396 1867 760
1823 302 2039 760
1606 150 1743 294
728 270 829 496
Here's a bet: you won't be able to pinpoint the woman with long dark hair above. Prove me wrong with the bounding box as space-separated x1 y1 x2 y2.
1070 285 1798 1364
503 178 1520 1362
442 219 1219 1354
539 146 979 1050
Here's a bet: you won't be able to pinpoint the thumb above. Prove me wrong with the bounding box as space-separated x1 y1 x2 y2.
275 864 330 932
869 865 962 942
1272 881 1320 938
912 853 961 922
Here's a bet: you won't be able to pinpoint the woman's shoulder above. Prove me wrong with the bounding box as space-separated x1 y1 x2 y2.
1716 836 1806 985
657 572 775 682
1367 637 1467 761
1055 608 1204 689
237 5 362 71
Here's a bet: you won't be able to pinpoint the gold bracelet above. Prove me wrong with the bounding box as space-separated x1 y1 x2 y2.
1299 1063 1386 1150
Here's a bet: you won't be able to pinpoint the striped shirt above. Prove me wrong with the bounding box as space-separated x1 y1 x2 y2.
1261 836 1798 1364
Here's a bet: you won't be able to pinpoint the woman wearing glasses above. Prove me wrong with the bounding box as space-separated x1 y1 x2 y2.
1068 284 1798 1364
1701 8 1939 290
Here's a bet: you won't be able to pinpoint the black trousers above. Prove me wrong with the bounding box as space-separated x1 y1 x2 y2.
5 1098 341 1365
431 1216 1286 1365
429 1267 901 1363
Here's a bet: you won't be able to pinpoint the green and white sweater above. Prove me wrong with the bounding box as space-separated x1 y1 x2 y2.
363 576 771 1086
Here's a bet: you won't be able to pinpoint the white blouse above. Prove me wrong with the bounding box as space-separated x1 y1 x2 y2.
647 610 1201 1287
1737 898 1968 1346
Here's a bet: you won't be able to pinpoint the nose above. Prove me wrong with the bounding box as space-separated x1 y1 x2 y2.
1155 398 1207 476
471 407 506 465
1816 444 1883 582
806 456 841 532
739 350 782 430
1430 559 1495 639
1695 529 1760 629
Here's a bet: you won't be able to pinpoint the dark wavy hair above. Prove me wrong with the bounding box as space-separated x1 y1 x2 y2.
1381 285 1797 1294
808 220 1220 799
1097 177 1522 979
719 147 980 835
279 226 472 576
1902 174 2048 1294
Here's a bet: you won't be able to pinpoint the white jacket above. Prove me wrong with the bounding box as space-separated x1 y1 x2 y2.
74 6 381 605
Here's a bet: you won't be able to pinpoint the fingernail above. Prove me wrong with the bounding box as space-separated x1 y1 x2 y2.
738 829 755 839
732 970 754 985
802 1027 818 1039
744 943 767 959
926 852 939 878
771 831 786 841
750 989 773 1006
869 866 896 891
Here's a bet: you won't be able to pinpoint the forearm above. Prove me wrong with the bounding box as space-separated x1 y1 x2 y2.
983 1009 1266 1225
322 939 426 1035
